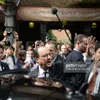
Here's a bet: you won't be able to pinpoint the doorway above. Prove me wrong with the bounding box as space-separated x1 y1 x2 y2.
17 21 41 48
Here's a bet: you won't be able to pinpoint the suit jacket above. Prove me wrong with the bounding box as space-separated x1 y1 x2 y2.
66 50 84 62
52 54 63 64
0 61 10 71
59 53 68 62
64 50 85 90
0 61 10 100
28 61 64 80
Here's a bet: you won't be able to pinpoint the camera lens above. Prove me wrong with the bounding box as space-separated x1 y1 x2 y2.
5 41 11 46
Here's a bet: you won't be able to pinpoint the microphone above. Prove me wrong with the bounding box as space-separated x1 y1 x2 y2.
51 8 58 14
51 7 72 43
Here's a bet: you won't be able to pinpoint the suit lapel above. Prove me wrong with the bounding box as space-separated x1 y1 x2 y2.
49 66 55 77
74 50 83 57
28 67 39 77
0 62 5 71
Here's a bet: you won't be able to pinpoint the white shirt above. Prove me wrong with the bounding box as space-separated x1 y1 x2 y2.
3 56 18 70
87 65 98 96
92 69 100 96
25 57 34 68
30 63 39 72
0 65 2 71
25 57 34 63
88 65 96 83
88 71 94 84
38 66 49 78
74 48 81 53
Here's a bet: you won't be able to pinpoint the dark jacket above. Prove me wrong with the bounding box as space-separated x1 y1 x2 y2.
64 50 85 90
0 61 10 71
28 61 64 80
52 54 63 64
66 50 84 62
0 61 10 100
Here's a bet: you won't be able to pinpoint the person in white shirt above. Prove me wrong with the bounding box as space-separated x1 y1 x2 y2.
0 44 9 71
86 42 100 100
3 45 18 70
24 49 35 69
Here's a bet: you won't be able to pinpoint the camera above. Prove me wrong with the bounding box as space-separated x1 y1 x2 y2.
5 41 11 46
37 42 40 46
5 28 13 36
36 41 41 46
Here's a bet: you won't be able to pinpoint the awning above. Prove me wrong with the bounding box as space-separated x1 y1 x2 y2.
17 7 100 21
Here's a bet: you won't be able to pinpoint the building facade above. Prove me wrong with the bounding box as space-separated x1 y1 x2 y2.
0 0 100 44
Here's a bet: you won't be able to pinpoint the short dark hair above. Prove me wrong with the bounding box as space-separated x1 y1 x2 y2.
94 42 100 52
34 46 45 58
45 40 57 50
74 34 87 45
19 50 26 56
5 45 15 51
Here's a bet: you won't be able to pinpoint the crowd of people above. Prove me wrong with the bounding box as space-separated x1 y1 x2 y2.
0 30 100 100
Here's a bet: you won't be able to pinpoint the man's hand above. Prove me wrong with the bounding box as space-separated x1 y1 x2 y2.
52 82 63 88
33 78 53 87
83 35 98 58
33 78 63 88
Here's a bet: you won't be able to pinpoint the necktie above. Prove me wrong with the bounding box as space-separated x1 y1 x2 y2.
44 71 49 78
88 70 98 94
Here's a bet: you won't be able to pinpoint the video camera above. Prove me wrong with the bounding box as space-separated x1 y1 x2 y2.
5 28 13 36
4 41 11 47
4 28 15 45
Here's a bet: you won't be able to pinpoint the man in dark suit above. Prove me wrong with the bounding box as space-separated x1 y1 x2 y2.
0 61 10 71
0 44 10 100
28 46 63 79
28 46 64 88
59 43 72 62
45 41 65 79
66 34 88 62
45 41 63 64
64 34 88 91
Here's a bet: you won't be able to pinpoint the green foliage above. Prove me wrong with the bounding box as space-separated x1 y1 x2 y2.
46 30 57 42
0 0 4 4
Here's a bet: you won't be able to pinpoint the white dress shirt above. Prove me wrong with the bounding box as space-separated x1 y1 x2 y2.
0 65 2 71
38 66 49 78
3 56 17 70
0 61 2 71
88 65 96 83
92 68 100 96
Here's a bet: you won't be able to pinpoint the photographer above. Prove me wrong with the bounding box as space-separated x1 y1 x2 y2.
0 31 8 46
34 40 44 51
2 31 8 42
1 30 21 70
0 44 9 71
1 30 14 45
3 45 18 70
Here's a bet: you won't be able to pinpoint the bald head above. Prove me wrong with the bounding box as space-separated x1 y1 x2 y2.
38 46 49 56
